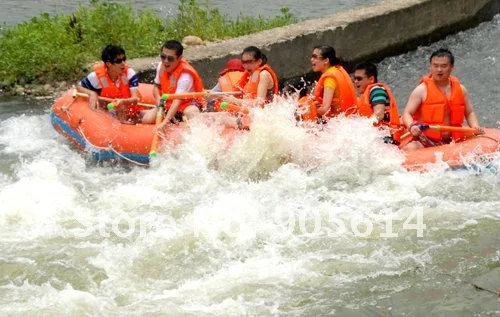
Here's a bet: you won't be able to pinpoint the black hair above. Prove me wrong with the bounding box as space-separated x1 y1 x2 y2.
242 46 268 65
101 44 126 63
354 61 378 82
429 48 454 65
162 40 184 57
313 45 339 66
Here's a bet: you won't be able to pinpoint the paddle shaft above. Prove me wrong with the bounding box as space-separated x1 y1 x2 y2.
162 91 241 100
423 124 477 134
74 90 241 108
73 91 155 108
400 124 478 141
149 100 165 158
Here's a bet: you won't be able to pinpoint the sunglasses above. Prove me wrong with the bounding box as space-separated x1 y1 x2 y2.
111 57 126 64
160 54 176 62
241 59 255 65
353 76 366 81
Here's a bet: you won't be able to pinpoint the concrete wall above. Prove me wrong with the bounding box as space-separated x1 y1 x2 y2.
129 0 500 88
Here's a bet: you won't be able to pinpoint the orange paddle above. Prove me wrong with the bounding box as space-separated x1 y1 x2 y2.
73 90 241 108
422 124 479 134
160 91 241 100
72 90 156 108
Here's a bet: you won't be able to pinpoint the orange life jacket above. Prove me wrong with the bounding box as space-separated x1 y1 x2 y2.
218 71 245 92
158 59 205 112
297 96 318 122
413 75 465 141
313 65 357 118
357 82 403 141
212 71 245 112
239 64 279 101
94 63 131 99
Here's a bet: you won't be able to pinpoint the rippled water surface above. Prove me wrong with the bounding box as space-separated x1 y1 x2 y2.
0 0 381 26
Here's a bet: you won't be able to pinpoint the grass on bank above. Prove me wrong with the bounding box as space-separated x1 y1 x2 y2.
0 0 298 91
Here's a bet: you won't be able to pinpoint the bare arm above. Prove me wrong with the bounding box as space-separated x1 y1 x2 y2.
222 95 243 106
75 84 95 96
316 87 335 117
222 70 273 108
372 103 386 123
115 88 138 107
156 82 182 124
129 88 138 103
76 85 99 110
461 85 481 130
163 100 182 123
161 72 193 125
402 83 426 136
256 70 273 107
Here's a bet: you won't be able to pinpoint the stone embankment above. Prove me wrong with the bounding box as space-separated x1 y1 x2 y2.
129 0 500 88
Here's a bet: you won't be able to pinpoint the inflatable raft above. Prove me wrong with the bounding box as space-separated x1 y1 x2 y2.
402 128 500 171
51 84 500 169
50 83 189 164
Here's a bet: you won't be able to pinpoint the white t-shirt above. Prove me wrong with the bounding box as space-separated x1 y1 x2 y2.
153 63 194 93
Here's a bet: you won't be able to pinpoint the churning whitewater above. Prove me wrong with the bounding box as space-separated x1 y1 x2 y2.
1 13 500 317
1 95 499 315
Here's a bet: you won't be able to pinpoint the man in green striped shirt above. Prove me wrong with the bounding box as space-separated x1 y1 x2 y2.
353 62 391 123
353 62 403 144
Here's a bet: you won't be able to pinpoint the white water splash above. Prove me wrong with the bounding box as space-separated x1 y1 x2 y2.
0 93 499 316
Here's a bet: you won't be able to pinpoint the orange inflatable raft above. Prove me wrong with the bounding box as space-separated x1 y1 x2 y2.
51 83 500 169
50 83 188 164
402 128 500 171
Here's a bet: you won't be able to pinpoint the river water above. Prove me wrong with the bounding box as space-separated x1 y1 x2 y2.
0 0 381 26
1 8 500 317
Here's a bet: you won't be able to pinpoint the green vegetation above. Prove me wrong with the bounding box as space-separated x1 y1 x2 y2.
0 0 297 92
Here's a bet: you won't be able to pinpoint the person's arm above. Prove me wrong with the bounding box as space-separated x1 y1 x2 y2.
222 70 273 108
128 88 138 105
159 72 193 128
462 85 482 132
316 87 334 117
205 83 222 112
370 86 390 123
372 104 386 123
315 76 336 117
221 95 246 107
402 83 425 136
255 70 273 107
77 72 101 109
76 85 99 110
163 100 182 124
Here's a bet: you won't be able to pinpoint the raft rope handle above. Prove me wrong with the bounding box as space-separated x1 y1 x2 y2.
108 145 149 167
474 135 500 146
77 126 149 166
61 99 78 122
463 135 500 167
61 93 78 112
77 126 109 151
